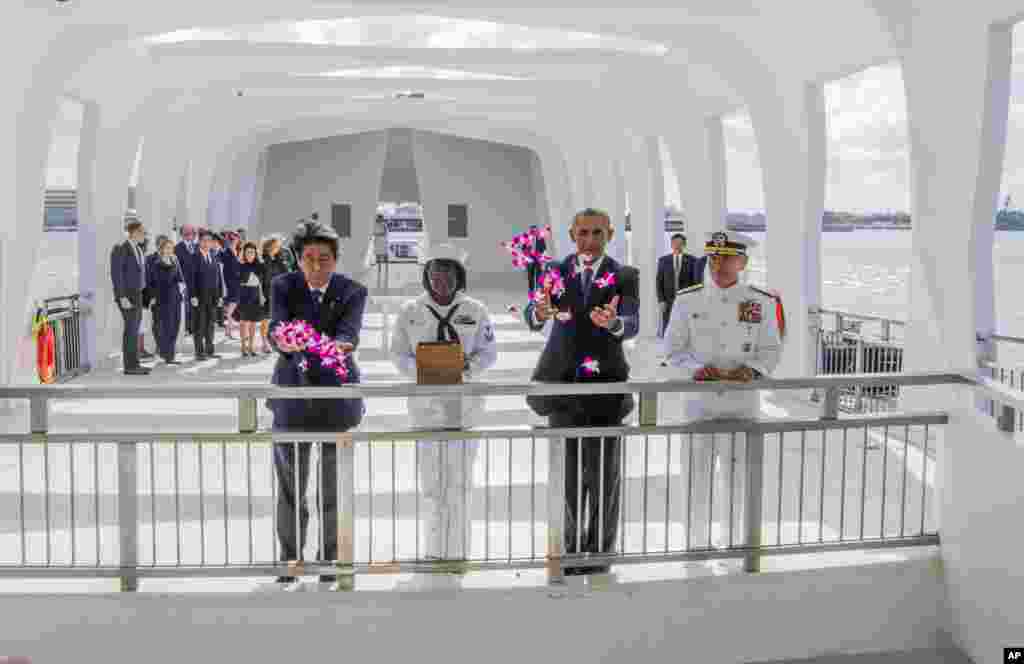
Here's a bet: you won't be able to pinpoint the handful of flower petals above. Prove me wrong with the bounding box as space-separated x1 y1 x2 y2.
273 320 350 380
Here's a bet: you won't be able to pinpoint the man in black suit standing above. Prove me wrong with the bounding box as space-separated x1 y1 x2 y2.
525 223 548 294
524 208 639 576
656 233 703 338
186 230 224 360
109 221 151 375
175 224 198 335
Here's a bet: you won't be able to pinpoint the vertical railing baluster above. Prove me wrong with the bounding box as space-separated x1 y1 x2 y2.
797 431 805 545
880 426 889 538
336 433 355 591
546 433 565 585
118 442 139 592
744 431 765 573
839 428 848 542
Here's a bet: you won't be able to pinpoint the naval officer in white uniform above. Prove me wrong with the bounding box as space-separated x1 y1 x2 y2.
664 231 782 551
390 244 498 585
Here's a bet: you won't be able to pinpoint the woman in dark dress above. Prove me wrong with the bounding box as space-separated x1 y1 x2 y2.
220 231 242 340
147 237 186 364
237 241 266 357
260 235 289 354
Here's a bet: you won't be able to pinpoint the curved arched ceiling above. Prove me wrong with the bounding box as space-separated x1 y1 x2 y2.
57 1 910 152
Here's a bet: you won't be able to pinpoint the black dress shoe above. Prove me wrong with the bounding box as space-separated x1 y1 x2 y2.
207 353 222 359
139 350 155 359
124 367 151 375
164 358 181 365
318 575 337 584
275 576 298 584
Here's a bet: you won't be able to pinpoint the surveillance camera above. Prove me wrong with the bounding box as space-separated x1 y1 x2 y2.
235 90 244 98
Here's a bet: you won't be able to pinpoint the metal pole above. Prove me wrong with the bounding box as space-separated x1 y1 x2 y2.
118 443 139 592
821 387 840 420
238 397 258 434
335 433 356 591
743 431 765 573
997 404 1016 433
30 397 49 434
639 391 658 426
546 434 565 585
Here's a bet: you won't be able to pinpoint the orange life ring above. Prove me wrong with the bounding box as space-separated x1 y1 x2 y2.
35 317 55 384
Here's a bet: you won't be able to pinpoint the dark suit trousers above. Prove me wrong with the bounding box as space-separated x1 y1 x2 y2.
193 294 217 356
659 296 675 337
117 293 143 369
274 442 338 561
550 409 623 556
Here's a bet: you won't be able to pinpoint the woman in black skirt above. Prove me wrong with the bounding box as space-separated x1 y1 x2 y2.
237 241 267 357
147 237 186 364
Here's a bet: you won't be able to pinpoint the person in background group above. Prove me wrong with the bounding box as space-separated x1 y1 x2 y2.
175 224 199 336
267 220 367 590
524 208 640 577
237 241 267 357
261 235 289 353
187 230 224 360
137 233 155 360
110 220 150 375
145 234 169 348
147 237 186 365
220 231 242 340
656 233 704 340
525 223 548 293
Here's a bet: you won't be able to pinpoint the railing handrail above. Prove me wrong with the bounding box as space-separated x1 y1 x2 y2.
0 411 951 444
990 333 1024 345
0 370 974 400
814 307 906 326
971 375 1024 413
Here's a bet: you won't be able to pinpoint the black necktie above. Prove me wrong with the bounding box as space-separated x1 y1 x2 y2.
582 266 594 303
426 304 461 343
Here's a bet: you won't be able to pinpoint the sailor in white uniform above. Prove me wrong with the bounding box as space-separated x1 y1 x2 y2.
390 244 498 581
664 231 782 551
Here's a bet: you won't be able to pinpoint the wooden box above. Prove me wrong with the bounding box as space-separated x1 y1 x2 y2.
415 341 465 385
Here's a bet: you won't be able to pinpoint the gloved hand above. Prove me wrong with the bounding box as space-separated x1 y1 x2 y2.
119 297 132 309
190 297 199 307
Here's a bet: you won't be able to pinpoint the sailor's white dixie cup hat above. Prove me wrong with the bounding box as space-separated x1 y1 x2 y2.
703 231 758 257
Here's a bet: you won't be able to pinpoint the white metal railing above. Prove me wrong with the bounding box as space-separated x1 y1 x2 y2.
0 373 1000 591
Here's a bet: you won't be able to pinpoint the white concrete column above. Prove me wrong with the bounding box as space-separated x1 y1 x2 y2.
79 114 147 371
534 138 575 259
902 15 1020 661
624 132 664 339
0 11 64 386
708 116 728 233
588 148 627 263
76 100 101 371
664 115 727 244
749 81 826 378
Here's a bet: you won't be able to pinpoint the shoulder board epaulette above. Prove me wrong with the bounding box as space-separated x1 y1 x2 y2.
676 284 703 296
750 286 779 301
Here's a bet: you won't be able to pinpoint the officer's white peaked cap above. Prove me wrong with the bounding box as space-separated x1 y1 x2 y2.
703 231 758 256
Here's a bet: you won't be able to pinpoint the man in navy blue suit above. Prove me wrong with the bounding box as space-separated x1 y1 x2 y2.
175 224 198 335
524 208 639 576
186 230 224 360
656 233 704 338
267 220 367 590
109 220 150 375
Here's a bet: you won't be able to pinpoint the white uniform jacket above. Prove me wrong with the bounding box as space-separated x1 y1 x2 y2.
664 280 782 419
390 292 498 429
